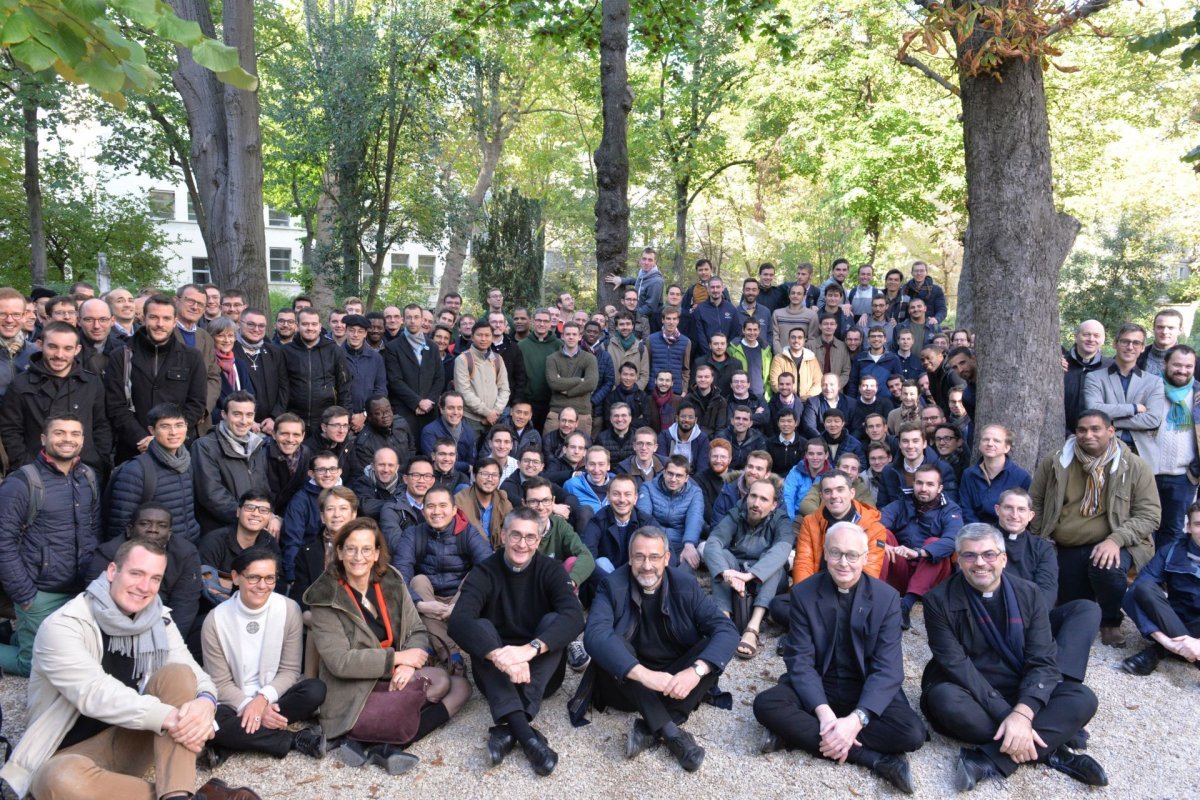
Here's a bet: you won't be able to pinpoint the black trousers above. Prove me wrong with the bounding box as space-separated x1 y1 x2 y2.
753 681 926 757
469 612 571 724
767 592 792 629
1127 580 1200 638
212 678 326 757
1056 544 1133 627
591 638 718 733
1050 599 1101 681
921 681 1097 777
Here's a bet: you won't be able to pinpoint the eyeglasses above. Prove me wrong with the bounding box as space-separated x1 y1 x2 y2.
313 466 340 475
340 546 376 558
526 497 553 507
81 317 112 324
241 503 272 514
630 553 666 565
959 550 1002 564
934 435 959 444
241 574 278 586
1116 339 1145 348
0 313 22 321
325 422 350 430
476 471 501 480
242 322 266 330
506 533 541 545
826 550 866 564
407 472 435 480
181 298 205 308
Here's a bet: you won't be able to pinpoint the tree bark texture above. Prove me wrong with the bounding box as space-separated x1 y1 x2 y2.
167 0 268 311
958 51 1078 466
594 0 632 307
22 94 47 288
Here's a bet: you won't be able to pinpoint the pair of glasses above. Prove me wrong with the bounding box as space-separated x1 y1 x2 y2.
341 547 376 558
631 554 666 565
241 574 278 586
506 533 540 545
959 551 1002 564
826 550 866 564
241 503 272 514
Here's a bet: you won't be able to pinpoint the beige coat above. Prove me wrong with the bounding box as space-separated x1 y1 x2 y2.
454 346 510 424
455 485 513 549
201 595 305 710
769 348 823 399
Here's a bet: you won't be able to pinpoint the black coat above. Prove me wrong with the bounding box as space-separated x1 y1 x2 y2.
921 572 1060 723
0 356 111 472
352 418 414 473
492 336 528 405
280 337 351 428
782 572 905 717
105 327 208 463
234 340 289 423
265 439 312 516
383 335 443 430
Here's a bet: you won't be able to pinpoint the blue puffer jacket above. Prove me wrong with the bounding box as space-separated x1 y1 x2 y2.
342 343 388 415
648 332 692 394
0 456 99 606
564 473 614 514
104 448 200 543
388 509 492 601
636 474 705 549
1125 537 1200 637
586 343 615 413
880 493 963 559
282 480 324 582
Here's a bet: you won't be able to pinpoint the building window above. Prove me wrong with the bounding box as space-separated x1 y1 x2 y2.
192 257 211 285
148 190 175 220
269 248 293 283
186 195 198 222
390 253 410 272
267 207 291 227
416 255 436 287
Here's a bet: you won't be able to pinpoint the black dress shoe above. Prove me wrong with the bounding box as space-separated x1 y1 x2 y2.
199 744 228 771
954 747 1000 792
292 725 326 759
487 725 516 766
759 728 784 755
521 736 559 776
900 604 912 631
1047 746 1108 786
1065 727 1089 751
626 718 657 760
872 753 915 795
1121 644 1164 676
663 729 705 772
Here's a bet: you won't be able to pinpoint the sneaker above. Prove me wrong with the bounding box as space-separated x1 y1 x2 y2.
567 641 590 672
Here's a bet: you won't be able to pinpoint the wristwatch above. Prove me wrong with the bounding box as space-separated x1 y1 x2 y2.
692 660 710 678
529 639 545 654
853 708 870 727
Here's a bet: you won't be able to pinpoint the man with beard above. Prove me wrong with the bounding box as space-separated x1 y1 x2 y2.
656 402 709 471
921 525 1107 792
365 311 386 350
0 322 110 472
570 527 736 772
352 395 413 472
1030 410 1160 647
272 308 297 347
1141 344 1199 550
705 479 792 660
234 309 287 435
754 523 923 794
191 392 271 535
692 277 740 361
105 295 207 464
384 303 441 438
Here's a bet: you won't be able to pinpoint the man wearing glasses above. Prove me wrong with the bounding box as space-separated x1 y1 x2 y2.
754 522 924 794
233 309 288 436
921 524 1108 791
281 452 343 584
1082 322 1164 456
380 455 437 545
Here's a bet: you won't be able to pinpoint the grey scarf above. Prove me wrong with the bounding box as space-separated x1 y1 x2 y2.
404 329 426 364
149 439 191 474
217 420 264 459
235 331 263 359
85 573 170 682
445 417 464 445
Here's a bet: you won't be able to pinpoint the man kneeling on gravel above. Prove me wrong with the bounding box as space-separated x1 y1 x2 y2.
569 526 738 772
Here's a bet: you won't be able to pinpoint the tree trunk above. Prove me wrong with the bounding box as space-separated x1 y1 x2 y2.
439 137 503 301
673 176 688 280
594 0 632 306
308 166 339 310
22 93 47 289
955 225 973 330
958 55 1078 466
166 0 268 311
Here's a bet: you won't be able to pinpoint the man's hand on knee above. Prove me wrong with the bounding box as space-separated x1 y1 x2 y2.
165 698 216 751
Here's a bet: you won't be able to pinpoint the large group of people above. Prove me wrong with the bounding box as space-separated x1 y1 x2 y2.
0 257 1196 799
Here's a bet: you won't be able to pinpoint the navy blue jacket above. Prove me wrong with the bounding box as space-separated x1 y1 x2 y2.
848 351 903 399
875 446 959 507
342 343 388 415
801 394 858 439
959 458 1032 526
389 510 492 602
580 507 653 575
104 447 200 543
0 457 99 606
648 332 692 394
1126 537 1200 638
880 493 963 559
692 299 741 356
419 416 476 474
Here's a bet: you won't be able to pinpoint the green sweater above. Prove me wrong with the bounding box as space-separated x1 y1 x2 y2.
519 332 561 403
538 515 596 587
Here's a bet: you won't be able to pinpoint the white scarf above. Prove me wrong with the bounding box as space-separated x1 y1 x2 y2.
212 590 286 699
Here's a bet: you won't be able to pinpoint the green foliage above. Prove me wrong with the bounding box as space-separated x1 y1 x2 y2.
1059 211 1175 339
0 0 256 105
1129 7 1200 165
473 188 545 310
375 264 436 309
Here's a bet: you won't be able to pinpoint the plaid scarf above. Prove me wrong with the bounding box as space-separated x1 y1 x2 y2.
1073 435 1119 517
965 576 1025 675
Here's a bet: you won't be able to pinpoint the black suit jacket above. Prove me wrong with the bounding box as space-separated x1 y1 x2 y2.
383 335 442 420
921 571 1059 723
234 341 289 422
783 572 904 718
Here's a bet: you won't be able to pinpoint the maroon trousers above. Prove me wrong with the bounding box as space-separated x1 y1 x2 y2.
882 533 953 597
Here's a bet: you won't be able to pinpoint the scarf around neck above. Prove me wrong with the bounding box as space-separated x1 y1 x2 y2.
1073 435 1119 517
149 438 191 474
86 572 170 683
235 331 263 359
215 347 237 388
616 331 639 350
0 332 26 357
1164 379 1193 431
966 576 1026 675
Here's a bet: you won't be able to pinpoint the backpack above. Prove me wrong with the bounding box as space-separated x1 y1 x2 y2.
101 453 159 521
13 462 100 531
462 349 502 383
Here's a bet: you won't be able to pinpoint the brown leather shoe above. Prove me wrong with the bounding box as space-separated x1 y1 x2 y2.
1099 626 1126 648
195 778 263 800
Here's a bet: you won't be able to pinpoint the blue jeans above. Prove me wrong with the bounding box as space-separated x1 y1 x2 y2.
1154 473 1196 552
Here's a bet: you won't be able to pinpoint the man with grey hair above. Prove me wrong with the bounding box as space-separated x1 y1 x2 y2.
754 522 923 794
571 526 738 772
921 524 1108 791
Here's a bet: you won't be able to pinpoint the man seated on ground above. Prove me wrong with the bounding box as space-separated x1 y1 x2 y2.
198 492 282 606
564 446 616 525
657 401 710 470
455 457 512 548
521 478 595 594
991 492 1100 686
879 464 963 630
767 408 803 476
420 392 476 474
430 438 470 494
596 403 636 465
875 423 959 508
1121 500 1200 676
637 456 705 572
921 525 1108 792
349 447 403 521
782 439 831 519
796 451 873 518
580 474 652 594
352 396 413 475
379 455 436 545
716 405 768 470
704 478 792 661
447 508 585 777
0 539 261 800
571 527 738 773
754 522 924 795
711 450 774 527
1029 409 1159 647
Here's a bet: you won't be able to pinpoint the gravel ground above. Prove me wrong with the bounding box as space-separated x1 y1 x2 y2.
2 609 1198 799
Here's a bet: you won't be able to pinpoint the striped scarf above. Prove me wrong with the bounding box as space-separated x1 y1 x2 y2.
1074 436 1119 517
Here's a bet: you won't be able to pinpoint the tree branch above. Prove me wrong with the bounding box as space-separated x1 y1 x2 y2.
687 159 755 206
1047 0 1116 38
898 54 960 96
